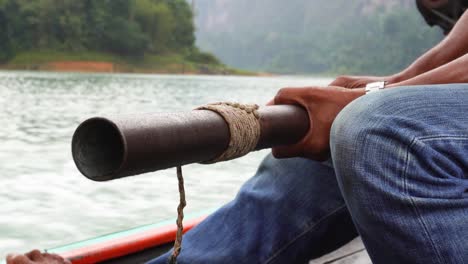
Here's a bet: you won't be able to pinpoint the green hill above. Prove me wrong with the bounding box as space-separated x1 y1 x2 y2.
0 0 245 75
193 0 444 75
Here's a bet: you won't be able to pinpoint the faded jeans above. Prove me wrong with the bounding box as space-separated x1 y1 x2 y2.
149 85 468 264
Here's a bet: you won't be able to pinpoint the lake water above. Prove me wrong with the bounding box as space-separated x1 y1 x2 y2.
0 71 332 257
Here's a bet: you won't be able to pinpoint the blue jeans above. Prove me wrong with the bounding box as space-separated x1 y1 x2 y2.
149 85 468 264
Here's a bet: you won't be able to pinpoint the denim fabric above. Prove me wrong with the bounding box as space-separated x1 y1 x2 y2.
149 84 468 264
331 84 468 263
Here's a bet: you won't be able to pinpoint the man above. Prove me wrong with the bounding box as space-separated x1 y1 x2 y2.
7 1 468 264
151 2 468 263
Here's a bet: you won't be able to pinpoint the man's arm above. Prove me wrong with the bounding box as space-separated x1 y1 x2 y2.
273 50 468 159
392 10 468 83
388 52 468 87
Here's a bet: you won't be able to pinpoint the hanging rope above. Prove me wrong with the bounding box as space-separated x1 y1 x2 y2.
168 166 186 264
168 103 260 263
197 102 261 163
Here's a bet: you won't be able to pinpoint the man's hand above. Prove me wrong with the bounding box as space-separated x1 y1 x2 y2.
330 75 396 88
272 86 365 160
6 250 70 264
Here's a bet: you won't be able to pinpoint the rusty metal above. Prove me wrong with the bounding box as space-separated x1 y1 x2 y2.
72 105 309 181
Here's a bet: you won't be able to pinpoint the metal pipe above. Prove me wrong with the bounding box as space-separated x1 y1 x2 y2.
72 105 309 181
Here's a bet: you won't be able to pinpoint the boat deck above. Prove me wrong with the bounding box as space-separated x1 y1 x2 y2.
310 238 371 264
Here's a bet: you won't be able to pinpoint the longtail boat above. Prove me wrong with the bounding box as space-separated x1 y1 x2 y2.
48 212 210 264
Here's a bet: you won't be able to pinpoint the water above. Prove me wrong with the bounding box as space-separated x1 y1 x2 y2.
0 71 332 257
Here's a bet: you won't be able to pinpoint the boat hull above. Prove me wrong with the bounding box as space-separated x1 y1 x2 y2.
48 212 209 264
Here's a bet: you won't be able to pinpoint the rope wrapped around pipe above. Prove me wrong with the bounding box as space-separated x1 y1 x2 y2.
196 102 261 163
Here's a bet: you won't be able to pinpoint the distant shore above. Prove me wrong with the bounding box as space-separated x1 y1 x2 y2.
0 51 259 76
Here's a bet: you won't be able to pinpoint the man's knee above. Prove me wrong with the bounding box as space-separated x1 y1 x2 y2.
329 88 419 202
330 88 401 161
329 85 465 173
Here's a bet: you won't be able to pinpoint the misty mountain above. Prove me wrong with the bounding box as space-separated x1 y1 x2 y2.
191 0 443 75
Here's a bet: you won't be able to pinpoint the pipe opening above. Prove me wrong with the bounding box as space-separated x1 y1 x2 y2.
72 118 125 181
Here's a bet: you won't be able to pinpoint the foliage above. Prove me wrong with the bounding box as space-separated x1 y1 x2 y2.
195 0 444 75
0 0 207 61
0 5 13 62
185 48 222 65
319 10 443 75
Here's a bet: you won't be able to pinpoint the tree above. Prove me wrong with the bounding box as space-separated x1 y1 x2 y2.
0 5 13 61
134 0 175 52
0 0 211 61
166 0 195 50
102 17 149 56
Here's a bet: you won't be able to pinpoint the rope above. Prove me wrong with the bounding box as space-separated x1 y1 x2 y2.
168 166 186 264
168 102 260 263
197 102 261 163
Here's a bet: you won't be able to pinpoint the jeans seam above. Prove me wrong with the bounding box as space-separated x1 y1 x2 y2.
403 138 444 264
416 135 468 141
263 204 348 264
